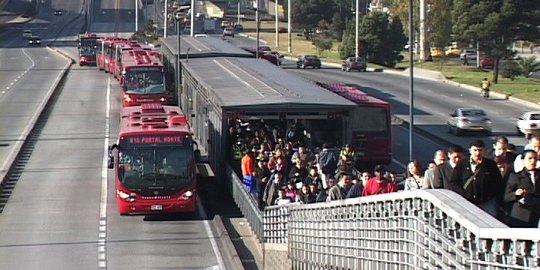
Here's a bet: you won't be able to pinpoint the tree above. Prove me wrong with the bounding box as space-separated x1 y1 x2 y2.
330 12 345 41
312 37 333 56
428 0 453 49
518 56 540 78
338 19 355 59
453 0 540 83
291 0 350 30
358 12 407 67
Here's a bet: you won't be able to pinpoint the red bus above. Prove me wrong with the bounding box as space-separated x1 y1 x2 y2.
318 82 392 166
77 33 101 66
96 37 129 73
108 103 198 215
117 49 170 107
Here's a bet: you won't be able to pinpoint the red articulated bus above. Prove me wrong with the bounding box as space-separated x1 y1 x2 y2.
96 37 129 73
318 82 392 167
117 49 170 107
78 33 101 66
108 103 198 215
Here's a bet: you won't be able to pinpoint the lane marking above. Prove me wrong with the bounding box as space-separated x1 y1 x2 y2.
197 199 226 270
98 77 111 270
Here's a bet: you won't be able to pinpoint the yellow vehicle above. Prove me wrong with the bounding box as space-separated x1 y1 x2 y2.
430 47 444 57
445 47 462 57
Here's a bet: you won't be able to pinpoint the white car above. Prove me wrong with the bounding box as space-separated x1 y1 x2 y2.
516 111 540 137
448 108 492 136
459 49 477 60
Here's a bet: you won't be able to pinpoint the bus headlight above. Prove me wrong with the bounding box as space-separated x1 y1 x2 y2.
123 94 133 103
180 190 193 200
117 190 136 202
159 96 166 102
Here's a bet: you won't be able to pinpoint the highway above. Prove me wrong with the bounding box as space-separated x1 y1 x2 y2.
219 35 539 172
0 0 230 269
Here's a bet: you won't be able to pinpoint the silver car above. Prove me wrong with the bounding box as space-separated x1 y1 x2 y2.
448 108 492 136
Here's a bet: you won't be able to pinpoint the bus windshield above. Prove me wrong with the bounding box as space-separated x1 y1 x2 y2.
79 38 98 56
124 71 165 94
118 148 193 192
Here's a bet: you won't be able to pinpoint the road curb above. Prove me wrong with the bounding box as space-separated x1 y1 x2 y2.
211 215 245 270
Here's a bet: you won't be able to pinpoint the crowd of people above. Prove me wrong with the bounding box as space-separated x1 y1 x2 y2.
231 118 540 228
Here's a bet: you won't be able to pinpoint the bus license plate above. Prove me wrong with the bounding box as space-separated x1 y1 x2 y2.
151 205 163 211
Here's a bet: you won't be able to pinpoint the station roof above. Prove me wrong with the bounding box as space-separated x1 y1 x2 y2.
181 57 357 111
161 36 253 58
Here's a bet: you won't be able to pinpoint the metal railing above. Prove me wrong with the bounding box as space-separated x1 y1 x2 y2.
226 164 264 242
263 189 540 270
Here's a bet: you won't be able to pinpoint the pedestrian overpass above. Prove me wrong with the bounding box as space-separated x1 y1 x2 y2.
225 166 540 269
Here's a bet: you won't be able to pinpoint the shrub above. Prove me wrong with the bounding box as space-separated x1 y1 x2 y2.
501 61 522 81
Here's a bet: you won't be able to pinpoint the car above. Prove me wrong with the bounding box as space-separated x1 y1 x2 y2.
278 27 287 33
53 9 62 16
296 55 321 69
222 27 234 37
233 24 243 32
430 47 444 58
22 29 32 39
460 49 477 60
445 47 462 57
266 51 283 65
194 34 207 38
28 36 41 46
448 108 492 136
480 57 493 69
516 111 540 137
258 45 271 52
341 57 367 72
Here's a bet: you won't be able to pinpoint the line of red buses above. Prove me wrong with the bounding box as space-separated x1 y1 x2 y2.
77 33 199 215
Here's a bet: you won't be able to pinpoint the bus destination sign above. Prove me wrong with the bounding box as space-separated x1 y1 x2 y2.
127 67 162 73
122 134 184 146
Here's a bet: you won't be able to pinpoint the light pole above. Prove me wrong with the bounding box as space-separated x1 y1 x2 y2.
355 0 359 58
255 0 260 59
287 0 291 53
408 0 415 161
275 0 279 48
164 0 168 37
135 0 139 32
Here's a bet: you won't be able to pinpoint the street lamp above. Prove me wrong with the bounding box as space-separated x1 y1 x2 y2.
164 0 168 38
255 0 260 59
135 0 139 32
408 0 414 160
355 0 359 58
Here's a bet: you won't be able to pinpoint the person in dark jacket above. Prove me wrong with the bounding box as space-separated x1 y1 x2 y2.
504 150 540 227
346 176 364 199
449 140 504 217
254 158 271 210
432 145 464 189
317 143 339 188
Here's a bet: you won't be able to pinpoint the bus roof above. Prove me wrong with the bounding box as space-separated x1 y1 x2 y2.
181 58 356 111
121 49 163 69
119 104 191 135
317 82 390 107
161 36 253 58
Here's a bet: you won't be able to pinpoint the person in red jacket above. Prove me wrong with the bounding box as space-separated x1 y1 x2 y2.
362 165 397 196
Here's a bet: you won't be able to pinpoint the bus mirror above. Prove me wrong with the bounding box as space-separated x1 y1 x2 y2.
119 77 125 86
194 149 201 163
107 144 118 169
107 156 114 169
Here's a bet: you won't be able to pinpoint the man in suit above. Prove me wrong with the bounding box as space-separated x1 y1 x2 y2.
449 140 504 217
432 145 464 189
504 150 540 227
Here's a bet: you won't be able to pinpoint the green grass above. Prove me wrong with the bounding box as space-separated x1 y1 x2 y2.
242 21 540 104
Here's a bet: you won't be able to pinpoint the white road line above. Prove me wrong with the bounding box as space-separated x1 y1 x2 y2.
197 199 226 270
98 77 111 270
